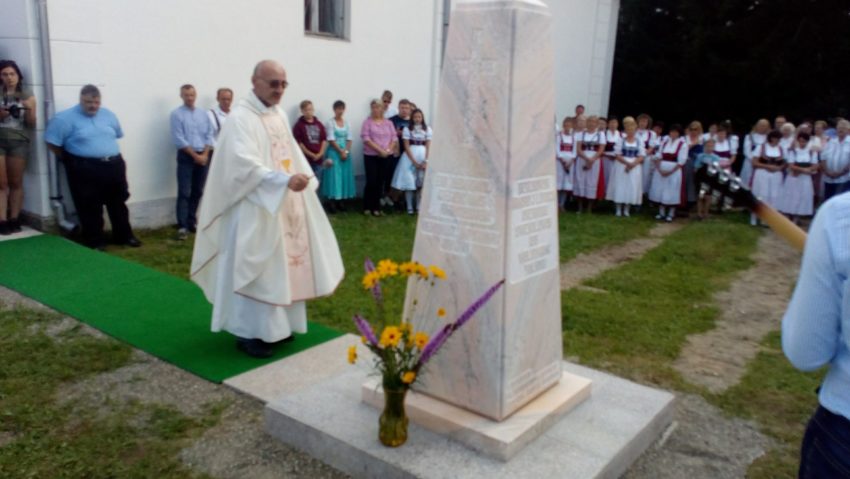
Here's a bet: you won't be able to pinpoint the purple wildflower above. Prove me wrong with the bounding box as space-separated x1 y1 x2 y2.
415 279 505 368
452 279 504 331
354 314 379 346
417 324 452 367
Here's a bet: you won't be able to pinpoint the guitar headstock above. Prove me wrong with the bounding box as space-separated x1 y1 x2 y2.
695 162 758 209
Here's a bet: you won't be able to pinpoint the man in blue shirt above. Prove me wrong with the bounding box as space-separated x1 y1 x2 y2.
783 193 850 477
45 84 140 250
170 84 214 240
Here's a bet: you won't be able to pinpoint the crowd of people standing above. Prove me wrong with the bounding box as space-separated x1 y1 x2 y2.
556 104 850 226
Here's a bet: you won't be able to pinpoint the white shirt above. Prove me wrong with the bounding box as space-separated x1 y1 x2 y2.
207 106 229 146
823 135 850 184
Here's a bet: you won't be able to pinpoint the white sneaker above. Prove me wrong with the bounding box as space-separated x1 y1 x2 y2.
615 211 622 217
624 210 631 217
665 216 673 223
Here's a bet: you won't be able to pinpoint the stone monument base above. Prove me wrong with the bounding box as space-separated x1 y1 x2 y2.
361 371 591 461
262 336 675 479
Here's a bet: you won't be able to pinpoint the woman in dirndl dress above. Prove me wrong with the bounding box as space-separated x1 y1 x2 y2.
742 119 770 186
649 124 688 222
602 117 621 192
575 116 605 214
750 130 786 226
556 116 577 211
606 116 645 217
779 132 818 224
321 100 356 211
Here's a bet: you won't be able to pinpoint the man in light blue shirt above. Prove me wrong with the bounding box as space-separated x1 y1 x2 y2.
783 193 850 476
170 84 214 239
820 119 850 201
45 84 140 250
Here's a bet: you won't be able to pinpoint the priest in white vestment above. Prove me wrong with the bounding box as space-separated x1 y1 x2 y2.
191 60 344 358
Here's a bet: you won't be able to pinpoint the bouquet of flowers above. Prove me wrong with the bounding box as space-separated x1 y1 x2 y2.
348 258 504 447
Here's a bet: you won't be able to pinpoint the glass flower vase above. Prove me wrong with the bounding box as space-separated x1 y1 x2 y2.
378 385 409 447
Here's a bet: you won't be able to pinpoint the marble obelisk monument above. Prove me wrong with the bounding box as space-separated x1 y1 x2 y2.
408 0 564 421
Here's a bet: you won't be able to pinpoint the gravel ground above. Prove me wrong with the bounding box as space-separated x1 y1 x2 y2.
625 394 773 479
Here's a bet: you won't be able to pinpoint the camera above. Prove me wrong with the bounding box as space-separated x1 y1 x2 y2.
1 100 27 120
6 104 26 119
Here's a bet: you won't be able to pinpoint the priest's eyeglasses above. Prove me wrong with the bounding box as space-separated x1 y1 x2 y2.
263 79 289 89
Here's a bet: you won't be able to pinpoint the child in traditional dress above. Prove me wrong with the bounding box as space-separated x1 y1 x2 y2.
391 109 431 215
603 117 621 192
575 116 605 213
637 114 658 193
779 132 818 224
649 124 688 222
750 130 786 226
694 139 721 220
556 116 576 211
321 100 356 212
743 119 770 185
606 116 645 217
713 123 737 172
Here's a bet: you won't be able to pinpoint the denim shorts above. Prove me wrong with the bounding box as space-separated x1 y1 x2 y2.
0 137 30 158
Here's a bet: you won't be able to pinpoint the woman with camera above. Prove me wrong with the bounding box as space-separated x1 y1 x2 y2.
0 60 36 235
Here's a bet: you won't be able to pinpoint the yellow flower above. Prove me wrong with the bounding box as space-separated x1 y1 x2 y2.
437 308 446 318
399 322 413 336
415 263 430 280
362 271 380 289
413 332 429 350
377 259 399 278
429 265 446 280
380 326 402 348
347 345 357 364
399 262 416 277
402 371 416 384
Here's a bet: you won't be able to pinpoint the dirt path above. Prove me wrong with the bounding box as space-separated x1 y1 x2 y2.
560 222 683 290
673 231 801 393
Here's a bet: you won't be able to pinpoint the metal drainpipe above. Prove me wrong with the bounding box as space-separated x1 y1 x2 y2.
35 0 77 233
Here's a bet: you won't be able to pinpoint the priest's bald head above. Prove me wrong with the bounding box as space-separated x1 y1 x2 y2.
252 60 289 106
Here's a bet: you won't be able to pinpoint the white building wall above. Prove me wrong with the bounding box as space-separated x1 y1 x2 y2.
4 0 619 229
548 0 620 120
30 0 441 227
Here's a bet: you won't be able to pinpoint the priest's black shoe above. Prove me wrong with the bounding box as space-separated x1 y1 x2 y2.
236 338 274 358
272 335 296 345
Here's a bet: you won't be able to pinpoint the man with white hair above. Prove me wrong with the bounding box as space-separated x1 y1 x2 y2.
191 60 344 358
821 119 850 201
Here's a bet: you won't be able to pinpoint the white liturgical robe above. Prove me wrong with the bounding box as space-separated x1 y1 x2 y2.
190 91 344 342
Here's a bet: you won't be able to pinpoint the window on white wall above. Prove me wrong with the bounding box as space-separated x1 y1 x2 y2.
305 0 348 40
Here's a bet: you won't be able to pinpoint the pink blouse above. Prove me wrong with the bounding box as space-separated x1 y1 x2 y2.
360 117 397 156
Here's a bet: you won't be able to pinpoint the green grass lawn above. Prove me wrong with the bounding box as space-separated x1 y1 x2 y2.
110 206 657 332
562 217 819 478
0 306 220 479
